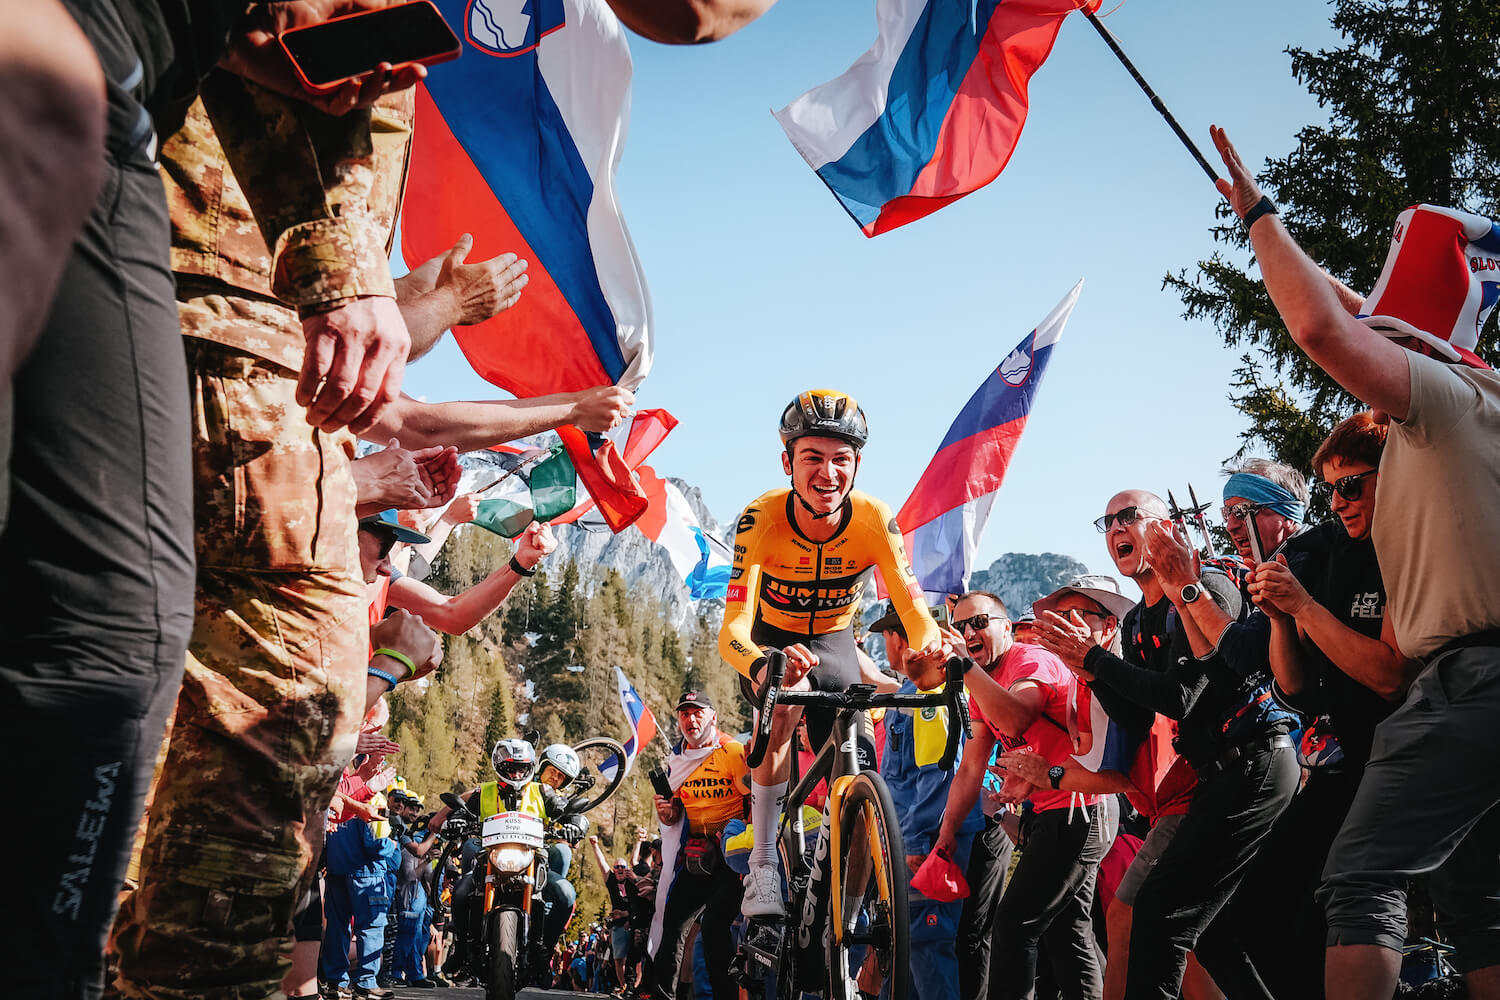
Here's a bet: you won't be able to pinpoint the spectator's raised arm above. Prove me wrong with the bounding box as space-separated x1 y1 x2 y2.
1211 125 1414 418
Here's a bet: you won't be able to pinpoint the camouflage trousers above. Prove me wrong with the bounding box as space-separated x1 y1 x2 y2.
112 339 368 999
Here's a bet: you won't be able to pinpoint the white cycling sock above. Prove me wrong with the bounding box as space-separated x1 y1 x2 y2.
749 779 787 869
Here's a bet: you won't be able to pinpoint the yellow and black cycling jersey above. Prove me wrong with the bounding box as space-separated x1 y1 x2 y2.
675 734 750 834
718 488 938 679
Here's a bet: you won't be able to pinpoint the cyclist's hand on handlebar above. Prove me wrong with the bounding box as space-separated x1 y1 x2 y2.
783 643 818 686
751 649 815 690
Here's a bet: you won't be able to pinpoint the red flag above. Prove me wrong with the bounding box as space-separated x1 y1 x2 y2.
557 425 646 533
550 410 678 528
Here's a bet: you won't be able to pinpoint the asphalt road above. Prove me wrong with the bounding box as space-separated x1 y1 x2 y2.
389 988 602 999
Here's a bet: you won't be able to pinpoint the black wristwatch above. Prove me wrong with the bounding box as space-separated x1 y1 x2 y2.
1047 765 1065 790
1180 582 1203 605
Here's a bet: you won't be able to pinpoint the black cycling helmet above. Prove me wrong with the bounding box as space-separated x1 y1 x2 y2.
778 390 868 452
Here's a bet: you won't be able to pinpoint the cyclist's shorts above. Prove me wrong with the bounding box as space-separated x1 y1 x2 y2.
739 623 874 763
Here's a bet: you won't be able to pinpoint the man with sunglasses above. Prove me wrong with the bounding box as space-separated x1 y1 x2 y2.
1060 490 1298 1000
1216 126 1500 1000
932 591 1113 1000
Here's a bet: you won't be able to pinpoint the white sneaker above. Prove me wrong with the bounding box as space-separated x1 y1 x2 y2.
741 863 785 918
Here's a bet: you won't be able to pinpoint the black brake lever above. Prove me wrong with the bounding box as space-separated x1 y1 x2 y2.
938 656 973 771
745 650 786 770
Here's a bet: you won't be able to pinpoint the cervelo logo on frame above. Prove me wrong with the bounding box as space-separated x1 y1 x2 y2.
467 0 565 57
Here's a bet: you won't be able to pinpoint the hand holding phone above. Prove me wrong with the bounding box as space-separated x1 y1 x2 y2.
648 764 673 800
279 0 460 94
220 0 445 115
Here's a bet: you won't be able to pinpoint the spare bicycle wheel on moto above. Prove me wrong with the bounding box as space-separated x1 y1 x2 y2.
826 772 908 1000
567 736 628 813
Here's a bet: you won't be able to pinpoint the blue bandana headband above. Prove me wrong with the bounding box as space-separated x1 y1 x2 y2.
1223 473 1305 523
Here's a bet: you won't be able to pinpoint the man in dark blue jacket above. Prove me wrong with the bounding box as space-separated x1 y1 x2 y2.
321 803 400 998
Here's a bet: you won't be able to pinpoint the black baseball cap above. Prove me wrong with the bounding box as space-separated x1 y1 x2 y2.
869 601 945 635
359 508 431 545
675 691 714 711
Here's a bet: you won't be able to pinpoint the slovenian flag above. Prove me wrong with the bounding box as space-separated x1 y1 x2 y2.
633 465 732 601
609 666 658 778
775 0 1096 237
896 281 1081 597
401 0 653 525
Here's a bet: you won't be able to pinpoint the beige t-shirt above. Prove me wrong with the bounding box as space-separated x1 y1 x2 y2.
1373 351 1500 658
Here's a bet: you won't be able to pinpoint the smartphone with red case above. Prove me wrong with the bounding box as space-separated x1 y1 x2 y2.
278 0 460 94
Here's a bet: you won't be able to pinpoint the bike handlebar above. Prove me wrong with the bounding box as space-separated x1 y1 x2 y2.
744 648 973 772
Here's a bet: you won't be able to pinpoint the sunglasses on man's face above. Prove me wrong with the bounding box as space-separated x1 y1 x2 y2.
953 613 1005 634
1093 506 1153 533
1312 469 1377 504
1220 502 1264 524
364 527 399 559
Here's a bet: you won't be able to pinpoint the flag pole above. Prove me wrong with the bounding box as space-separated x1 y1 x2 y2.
473 447 556 496
1082 9 1221 186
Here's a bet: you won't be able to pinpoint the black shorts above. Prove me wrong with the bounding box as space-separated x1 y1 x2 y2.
739 624 868 755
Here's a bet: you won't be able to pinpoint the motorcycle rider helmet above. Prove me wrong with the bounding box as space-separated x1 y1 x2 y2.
778 389 868 452
491 738 538 790
537 743 581 789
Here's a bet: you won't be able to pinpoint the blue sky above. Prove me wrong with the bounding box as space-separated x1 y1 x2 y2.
402 0 1346 591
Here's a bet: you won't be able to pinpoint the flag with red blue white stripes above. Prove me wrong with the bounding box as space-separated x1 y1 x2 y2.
895 281 1081 598
775 0 1097 236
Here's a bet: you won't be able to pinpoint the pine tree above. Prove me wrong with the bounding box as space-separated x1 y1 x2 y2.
1164 0 1500 470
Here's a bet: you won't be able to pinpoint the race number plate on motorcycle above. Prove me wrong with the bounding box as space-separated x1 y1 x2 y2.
481 811 545 848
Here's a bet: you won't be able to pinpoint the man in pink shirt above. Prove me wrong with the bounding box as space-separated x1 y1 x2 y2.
934 590 1117 1000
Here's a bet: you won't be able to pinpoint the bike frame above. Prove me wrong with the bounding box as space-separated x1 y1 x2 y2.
778 707 893 947
744 651 971 962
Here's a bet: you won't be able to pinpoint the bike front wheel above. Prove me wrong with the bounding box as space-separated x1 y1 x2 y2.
826 771 908 1000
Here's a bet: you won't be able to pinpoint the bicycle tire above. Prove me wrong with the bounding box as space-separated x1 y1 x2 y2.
825 772 908 1000
568 736 628 813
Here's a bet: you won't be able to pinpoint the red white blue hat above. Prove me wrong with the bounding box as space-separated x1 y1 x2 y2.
1359 204 1500 369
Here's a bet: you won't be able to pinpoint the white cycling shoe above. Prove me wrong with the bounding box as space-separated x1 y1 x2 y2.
741 863 785 919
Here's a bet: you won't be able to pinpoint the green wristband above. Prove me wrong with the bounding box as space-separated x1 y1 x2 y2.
373 647 417 677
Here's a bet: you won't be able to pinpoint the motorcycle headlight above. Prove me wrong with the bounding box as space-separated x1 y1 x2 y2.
490 846 533 874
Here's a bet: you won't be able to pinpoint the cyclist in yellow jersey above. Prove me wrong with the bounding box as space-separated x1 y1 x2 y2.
721 390 944 918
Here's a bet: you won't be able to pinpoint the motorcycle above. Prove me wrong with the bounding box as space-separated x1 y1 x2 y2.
435 736 625 1000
